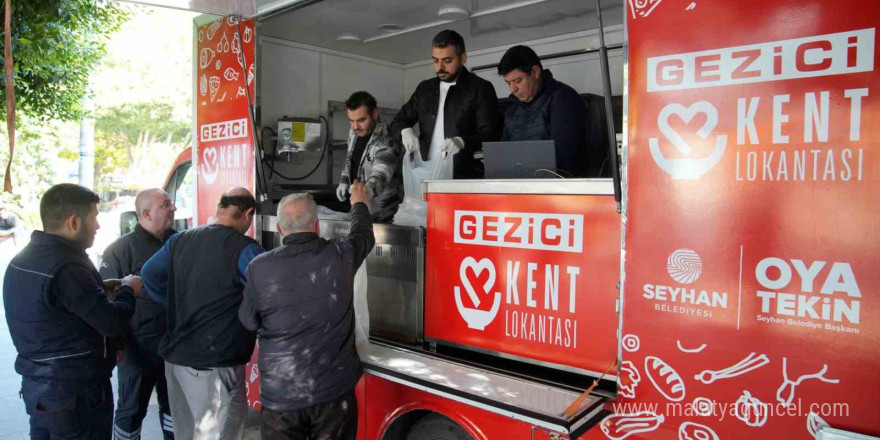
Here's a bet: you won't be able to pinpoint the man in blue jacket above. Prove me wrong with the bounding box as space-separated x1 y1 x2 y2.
141 187 263 440
3 183 142 440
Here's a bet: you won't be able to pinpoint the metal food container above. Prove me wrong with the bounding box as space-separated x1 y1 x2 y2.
260 215 425 345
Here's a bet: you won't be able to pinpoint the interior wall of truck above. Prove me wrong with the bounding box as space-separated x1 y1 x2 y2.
251 0 625 206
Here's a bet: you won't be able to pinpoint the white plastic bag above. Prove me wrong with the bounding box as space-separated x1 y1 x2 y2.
393 151 453 227
353 261 370 353
316 205 351 221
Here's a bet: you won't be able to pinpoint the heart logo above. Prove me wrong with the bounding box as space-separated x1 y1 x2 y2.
649 101 728 180
201 147 219 185
454 257 501 330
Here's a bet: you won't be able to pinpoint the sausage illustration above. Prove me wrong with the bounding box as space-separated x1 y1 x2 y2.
601 412 665 440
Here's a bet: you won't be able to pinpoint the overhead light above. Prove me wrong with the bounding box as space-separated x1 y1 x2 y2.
437 6 470 20
378 23 405 32
335 34 362 43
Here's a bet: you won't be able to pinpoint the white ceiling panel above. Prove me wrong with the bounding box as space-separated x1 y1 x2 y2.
259 0 624 64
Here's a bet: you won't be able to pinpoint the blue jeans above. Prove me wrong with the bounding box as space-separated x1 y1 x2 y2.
21 376 114 440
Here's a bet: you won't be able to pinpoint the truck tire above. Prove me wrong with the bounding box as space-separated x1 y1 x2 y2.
405 414 474 440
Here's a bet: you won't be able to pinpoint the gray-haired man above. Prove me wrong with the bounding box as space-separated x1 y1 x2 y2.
239 181 374 440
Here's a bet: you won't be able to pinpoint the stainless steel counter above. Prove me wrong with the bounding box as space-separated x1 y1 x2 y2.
260 215 425 345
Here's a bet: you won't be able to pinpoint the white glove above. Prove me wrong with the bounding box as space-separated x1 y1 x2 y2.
401 128 419 154
336 182 349 202
440 137 464 157
365 177 381 199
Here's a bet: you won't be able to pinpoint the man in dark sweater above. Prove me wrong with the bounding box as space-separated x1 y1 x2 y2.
100 189 177 440
141 187 264 440
498 45 596 177
3 183 142 440
239 181 374 440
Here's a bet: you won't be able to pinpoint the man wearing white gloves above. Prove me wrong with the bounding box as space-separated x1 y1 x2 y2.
336 91 403 223
391 30 499 179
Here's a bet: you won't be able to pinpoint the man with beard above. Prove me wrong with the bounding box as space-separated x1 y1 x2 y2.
3 183 142 440
336 91 402 223
100 189 177 440
390 30 499 179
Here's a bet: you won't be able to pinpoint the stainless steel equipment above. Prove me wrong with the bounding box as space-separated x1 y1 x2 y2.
260 215 425 345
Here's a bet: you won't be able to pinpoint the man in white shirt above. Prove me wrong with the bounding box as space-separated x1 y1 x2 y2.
390 30 499 179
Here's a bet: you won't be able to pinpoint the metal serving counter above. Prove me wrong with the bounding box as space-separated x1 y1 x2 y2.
260 215 425 345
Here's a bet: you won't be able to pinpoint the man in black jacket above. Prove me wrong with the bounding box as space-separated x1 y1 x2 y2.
239 181 374 440
100 189 177 440
141 187 264 440
498 45 601 177
3 183 142 440
391 30 499 179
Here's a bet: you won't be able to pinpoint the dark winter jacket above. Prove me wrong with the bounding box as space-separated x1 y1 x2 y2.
100 224 175 354
391 67 499 178
239 203 374 411
142 224 263 368
3 231 135 381
502 70 591 177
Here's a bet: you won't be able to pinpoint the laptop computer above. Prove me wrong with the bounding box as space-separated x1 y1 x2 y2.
482 140 557 179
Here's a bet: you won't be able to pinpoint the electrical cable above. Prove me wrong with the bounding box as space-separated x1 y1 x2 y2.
535 168 567 179
263 115 330 181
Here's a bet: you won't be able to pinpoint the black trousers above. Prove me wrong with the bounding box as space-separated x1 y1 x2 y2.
22 376 113 440
113 346 173 440
261 390 357 440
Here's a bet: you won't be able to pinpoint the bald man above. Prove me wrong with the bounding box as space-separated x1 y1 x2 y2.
100 189 177 440
141 187 264 440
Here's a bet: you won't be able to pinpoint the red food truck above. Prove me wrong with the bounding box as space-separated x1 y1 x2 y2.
135 0 879 438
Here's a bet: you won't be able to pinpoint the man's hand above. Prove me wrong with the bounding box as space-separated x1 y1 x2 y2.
103 279 121 298
121 275 146 298
350 180 369 206
440 137 464 157
401 128 419 154
364 177 382 199
336 182 350 202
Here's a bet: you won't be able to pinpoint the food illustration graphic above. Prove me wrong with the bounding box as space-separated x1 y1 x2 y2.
696 352 769 384
644 356 686 402
601 412 664 440
618 361 641 399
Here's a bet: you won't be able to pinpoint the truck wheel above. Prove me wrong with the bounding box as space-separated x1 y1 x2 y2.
405 414 473 440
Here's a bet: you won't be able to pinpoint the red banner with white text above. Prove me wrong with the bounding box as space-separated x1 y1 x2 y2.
195 17 255 228
425 193 621 376
610 0 880 439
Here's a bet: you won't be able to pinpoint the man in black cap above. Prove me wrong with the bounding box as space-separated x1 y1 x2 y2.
141 187 263 440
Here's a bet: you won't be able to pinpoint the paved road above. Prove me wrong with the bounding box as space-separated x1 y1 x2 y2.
0 237 260 440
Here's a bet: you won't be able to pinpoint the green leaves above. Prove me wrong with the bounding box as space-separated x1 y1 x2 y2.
0 0 130 122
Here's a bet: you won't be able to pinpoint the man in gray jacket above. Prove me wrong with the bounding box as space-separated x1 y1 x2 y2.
335 91 402 223
240 181 374 440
